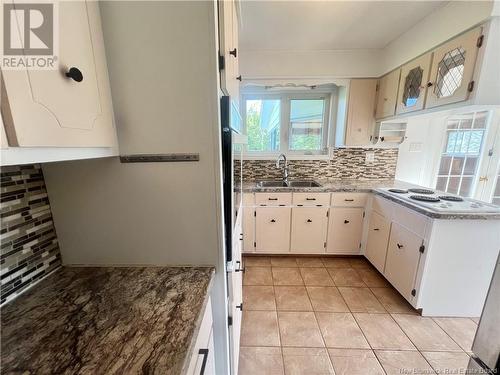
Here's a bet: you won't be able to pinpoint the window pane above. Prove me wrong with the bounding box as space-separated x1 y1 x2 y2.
463 157 478 175
289 99 325 151
468 130 484 153
438 157 452 175
436 176 448 191
246 99 281 152
447 177 460 194
450 156 465 175
459 177 473 197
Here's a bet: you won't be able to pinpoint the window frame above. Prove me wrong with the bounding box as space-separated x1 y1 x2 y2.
242 91 331 159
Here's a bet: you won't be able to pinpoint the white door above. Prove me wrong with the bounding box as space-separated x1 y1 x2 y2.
2 1 116 147
327 208 364 254
365 211 391 273
255 207 291 252
384 223 424 301
396 53 432 114
375 69 401 119
290 207 328 253
426 27 482 109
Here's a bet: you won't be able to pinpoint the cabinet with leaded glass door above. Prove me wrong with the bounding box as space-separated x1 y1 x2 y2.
426 27 483 109
396 53 432 115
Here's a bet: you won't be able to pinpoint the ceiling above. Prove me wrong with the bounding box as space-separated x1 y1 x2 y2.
239 1 448 51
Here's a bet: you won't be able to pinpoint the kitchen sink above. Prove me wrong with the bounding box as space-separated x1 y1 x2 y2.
287 180 321 187
256 180 321 188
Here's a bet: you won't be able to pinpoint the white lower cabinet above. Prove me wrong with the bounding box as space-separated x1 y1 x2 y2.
327 208 364 254
186 297 215 375
290 207 328 253
255 207 291 252
242 207 255 252
365 211 391 273
384 222 424 301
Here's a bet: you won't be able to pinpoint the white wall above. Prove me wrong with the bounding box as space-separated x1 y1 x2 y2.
240 1 494 79
42 2 230 373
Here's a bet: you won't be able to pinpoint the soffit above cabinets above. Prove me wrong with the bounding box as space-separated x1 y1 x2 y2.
240 1 447 51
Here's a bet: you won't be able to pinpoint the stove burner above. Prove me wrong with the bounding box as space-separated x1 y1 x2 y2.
410 195 441 202
408 188 435 195
388 189 408 194
438 195 464 202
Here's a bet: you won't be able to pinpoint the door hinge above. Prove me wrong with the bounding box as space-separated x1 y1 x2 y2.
411 289 416 297
363 211 365 218
218 54 225 71
228 316 233 326
254 211 256 217
359 242 362 249
324 242 327 248
254 241 256 248
477 34 484 48
468 81 475 92
375 83 379 92
419 244 425 254
326 210 329 217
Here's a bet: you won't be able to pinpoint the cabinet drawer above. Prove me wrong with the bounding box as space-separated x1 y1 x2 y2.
327 208 364 254
291 207 328 253
243 193 255 206
186 297 213 375
372 195 395 218
293 193 330 206
255 193 292 206
393 204 428 238
332 193 368 207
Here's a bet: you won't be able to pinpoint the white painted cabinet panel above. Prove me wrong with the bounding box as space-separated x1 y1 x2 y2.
384 222 424 301
375 69 401 120
291 207 328 253
426 27 482 109
1 1 116 147
255 207 291 252
242 207 255 252
327 208 364 254
345 79 377 146
186 297 214 375
365 211 391 273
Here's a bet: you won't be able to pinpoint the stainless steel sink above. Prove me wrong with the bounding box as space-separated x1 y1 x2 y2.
256 180 288 187
256 180 321 188
287 180 321 187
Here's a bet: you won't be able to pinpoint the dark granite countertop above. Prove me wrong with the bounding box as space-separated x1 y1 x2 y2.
1 266 214 375
239 179 500 220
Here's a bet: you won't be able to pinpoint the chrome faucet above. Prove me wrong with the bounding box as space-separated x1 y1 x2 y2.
276 154 289 182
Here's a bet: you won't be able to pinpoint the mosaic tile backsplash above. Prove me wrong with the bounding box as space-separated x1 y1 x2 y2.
239 148 399 181
1 164 61 305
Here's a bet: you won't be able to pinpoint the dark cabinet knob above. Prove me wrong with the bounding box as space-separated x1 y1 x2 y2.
235 260 245 273
397 243 404 249
270 219 276 223
307 219 312 223
236 303 243 311
229 48 237 57
236 75 242 81
427 82 433 87
344 220 350 224
65 67 83 82
374 228 380 231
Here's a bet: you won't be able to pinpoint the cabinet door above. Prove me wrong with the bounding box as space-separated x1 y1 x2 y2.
255 207 291 252
229 269 242 375
375 69 401 119
396 53 432 114
345 79 377 146
291 207 328 253
365 211 391 273
426 27 482 109
384 223 423 301
218 0 239 100
327 208 364 254
242 207 255 252
2 1 116 147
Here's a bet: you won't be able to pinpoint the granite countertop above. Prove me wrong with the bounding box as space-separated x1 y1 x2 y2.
1 266 215 375
240 179 500 220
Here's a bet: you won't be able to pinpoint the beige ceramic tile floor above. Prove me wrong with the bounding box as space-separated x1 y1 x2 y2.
239 255 478 375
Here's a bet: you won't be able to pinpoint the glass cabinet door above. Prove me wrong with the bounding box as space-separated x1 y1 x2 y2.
396 53 432 114
426 27 482 109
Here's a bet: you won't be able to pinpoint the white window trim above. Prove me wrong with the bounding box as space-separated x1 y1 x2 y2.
241 91 333 160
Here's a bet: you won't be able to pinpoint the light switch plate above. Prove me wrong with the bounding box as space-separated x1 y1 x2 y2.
365 151 375 163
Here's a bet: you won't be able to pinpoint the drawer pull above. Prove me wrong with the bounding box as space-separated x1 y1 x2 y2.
268 198 278 201
65 67 83 82
397 243 404 249
307 219 312 223
344 220 350 224
344 199 355 202
306 198 316 201
198 348 209 375
270 219 276 223
373 228 380 231
236 303 243 310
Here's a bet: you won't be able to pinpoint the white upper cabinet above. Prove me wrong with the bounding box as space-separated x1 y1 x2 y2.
375 69 401 120
396 52 432 114
1 1 116 148
218 0 240 102
425 27 483 109
345 79 377 146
